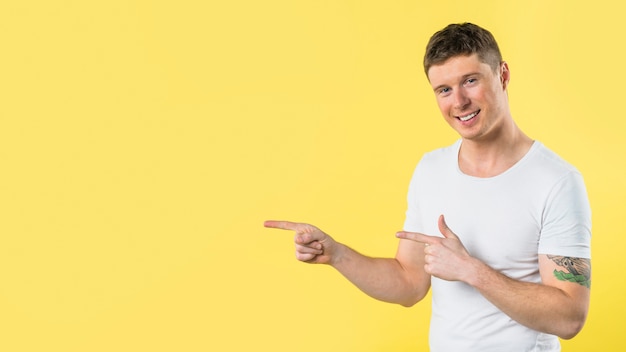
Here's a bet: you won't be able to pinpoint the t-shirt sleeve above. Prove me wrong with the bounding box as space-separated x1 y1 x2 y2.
538 170 592 258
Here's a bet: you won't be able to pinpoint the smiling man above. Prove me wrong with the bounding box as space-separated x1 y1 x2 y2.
265 23 591 351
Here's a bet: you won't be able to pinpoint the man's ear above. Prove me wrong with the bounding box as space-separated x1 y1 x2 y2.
500 61 510 90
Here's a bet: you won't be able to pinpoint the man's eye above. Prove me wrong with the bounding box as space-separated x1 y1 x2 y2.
440 87 451 94
465 78 477 85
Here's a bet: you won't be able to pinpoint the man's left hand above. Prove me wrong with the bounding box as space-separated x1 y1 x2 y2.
396 215 476 282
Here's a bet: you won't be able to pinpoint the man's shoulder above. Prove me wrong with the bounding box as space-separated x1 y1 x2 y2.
408 140 460 183
527 142 581 177
420 139 461 163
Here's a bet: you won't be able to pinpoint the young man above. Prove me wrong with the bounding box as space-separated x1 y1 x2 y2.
264 23 591 351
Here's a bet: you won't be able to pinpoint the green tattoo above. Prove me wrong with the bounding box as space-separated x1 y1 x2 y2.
548 255 591 288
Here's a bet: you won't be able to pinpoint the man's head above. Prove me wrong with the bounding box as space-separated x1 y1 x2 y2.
424 23 502 78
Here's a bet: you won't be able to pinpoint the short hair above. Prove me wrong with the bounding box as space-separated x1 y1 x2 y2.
423 23 503 76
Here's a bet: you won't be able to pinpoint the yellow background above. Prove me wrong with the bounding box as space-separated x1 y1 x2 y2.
1 1 624 351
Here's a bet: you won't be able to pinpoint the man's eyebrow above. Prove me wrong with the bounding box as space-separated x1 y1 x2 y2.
461 72 482 79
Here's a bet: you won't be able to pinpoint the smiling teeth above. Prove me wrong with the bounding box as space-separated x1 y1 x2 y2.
459 111 478 122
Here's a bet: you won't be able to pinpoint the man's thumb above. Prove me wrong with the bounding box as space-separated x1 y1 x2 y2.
438 214 458 239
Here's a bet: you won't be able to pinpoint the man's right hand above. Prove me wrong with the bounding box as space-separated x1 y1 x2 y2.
264 220 339 265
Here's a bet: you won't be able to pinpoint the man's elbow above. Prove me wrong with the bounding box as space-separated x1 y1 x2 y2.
399 298 419 308
557 314 588 340
397 290 428 308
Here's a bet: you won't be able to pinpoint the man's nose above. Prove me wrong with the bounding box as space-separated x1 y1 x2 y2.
453 89 470 110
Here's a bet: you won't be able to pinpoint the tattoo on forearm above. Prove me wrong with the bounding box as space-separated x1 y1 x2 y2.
548 255 591 288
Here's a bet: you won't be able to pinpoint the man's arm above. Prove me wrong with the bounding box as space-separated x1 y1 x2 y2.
469 254 590 339
264 220 431 307
396 215 590 339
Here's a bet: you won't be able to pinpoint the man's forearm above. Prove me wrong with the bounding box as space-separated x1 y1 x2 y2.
330 243 430 307
467 259 589 339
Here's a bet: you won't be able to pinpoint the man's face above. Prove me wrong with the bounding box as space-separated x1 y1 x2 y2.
427 54 509 142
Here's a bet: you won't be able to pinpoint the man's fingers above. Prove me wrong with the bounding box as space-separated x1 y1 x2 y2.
296 242 323 254
264 220 329 264
296 252 317 262
396 231 440 245
264 220 300 231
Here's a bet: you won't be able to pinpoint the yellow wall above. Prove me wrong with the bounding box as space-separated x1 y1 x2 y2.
1 1 623 351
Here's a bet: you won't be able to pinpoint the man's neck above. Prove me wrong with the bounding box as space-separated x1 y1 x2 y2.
458 125 534 178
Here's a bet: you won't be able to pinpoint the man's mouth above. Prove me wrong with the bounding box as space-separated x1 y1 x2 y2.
458 110 480 122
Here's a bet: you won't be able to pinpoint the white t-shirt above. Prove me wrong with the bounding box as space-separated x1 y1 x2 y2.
403 139 591 352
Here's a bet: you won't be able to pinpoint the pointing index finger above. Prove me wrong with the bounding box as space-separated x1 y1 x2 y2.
396 231 441 245
264 220 300 231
